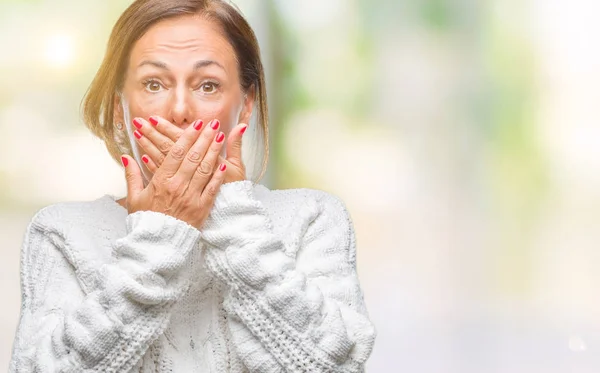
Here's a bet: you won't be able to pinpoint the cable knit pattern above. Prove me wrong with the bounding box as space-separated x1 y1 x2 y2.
202 180 376 373
8 180 376 372
9 208 201 372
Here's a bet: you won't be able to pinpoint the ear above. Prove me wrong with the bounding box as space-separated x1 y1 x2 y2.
113 93 124 125
238 86 256 124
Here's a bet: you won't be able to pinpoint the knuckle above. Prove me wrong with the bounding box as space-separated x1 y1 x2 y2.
158 140 172 153
166 179 181 194
126 171 136 182
170 144 186 160
205 184 219 197
187 150 201 163
196 160 213 177
150 177 166 190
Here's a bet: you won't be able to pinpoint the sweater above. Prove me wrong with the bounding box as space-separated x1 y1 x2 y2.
8 180 376 372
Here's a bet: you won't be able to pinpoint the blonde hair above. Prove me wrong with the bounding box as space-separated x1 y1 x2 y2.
81 0 269 182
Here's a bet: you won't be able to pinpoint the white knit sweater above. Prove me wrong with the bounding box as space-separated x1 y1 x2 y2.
8 180 375 372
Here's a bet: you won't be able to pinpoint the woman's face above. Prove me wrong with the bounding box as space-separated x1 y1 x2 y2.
114 15 253 134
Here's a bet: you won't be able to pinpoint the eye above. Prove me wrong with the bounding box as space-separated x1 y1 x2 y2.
199 82 218 94
143 79 164 93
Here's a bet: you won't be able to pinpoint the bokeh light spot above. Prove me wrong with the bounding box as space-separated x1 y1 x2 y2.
44 33 75 68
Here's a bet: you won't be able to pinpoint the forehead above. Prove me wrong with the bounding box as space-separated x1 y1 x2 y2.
129 14 237 70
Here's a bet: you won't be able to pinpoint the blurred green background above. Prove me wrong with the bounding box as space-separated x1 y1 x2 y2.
2 0 600 371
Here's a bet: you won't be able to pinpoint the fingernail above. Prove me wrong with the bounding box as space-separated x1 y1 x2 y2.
149 116 158 126
134 130 142 139
210 119 220 130
133 118 143 129
216 132 225 143
142 155 149 164
194 120 203 131
121 156 128 167
219 163 227 172
240 125 248 135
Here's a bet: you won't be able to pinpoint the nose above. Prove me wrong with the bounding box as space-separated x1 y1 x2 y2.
167 86 194 129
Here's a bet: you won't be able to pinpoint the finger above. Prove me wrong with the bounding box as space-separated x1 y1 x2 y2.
158 119 204 178
176 119 221 183
133 117 175 159
141 154 158 174
188 130 225 192
225 123 248 168
133 127 168 167
121 155 144 201
197 162 227 216
148 115 184 142
217 155 235 171
217 155 247 183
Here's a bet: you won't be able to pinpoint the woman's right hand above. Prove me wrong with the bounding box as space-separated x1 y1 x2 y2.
120 119 227 230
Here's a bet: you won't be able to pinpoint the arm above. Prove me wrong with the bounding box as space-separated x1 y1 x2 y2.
9 208 201 373
201 181 376 373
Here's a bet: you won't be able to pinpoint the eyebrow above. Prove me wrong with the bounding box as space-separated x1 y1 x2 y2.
194 60 224 71
137 60 225 71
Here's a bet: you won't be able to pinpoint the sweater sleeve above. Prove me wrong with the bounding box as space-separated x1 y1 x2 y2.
201 181 376 373
8 208 201 373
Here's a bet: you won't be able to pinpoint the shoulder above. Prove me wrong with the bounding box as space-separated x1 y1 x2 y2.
253 182 352 221
251 182 356 258
23 195 117 259
253 184 347 211
22 196 120 292
19 200 100 308
29 196 113 232
219 180 350 221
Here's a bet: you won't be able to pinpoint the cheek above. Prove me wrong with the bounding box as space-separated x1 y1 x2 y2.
128 103 151 120
125 93 163 120
194 99 241 133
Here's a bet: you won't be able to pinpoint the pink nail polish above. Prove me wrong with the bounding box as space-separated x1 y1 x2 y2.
216 132 225 143
240 125 248 135
133 118 143 129
194 120 203 131
121 156 128 167
134 130 142 139
149 117 158 126
142 155 149 164
219 163 227 172
210 119 220 130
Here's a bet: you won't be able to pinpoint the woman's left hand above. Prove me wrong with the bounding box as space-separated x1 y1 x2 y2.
131 116 248 184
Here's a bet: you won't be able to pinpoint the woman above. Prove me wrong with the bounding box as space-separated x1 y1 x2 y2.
8 0 376 372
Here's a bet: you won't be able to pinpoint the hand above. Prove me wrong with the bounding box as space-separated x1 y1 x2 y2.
121 118 227 230
131 116 247 184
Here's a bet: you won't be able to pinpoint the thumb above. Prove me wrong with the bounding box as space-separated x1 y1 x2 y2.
226 123 248 167
121 155 144 200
